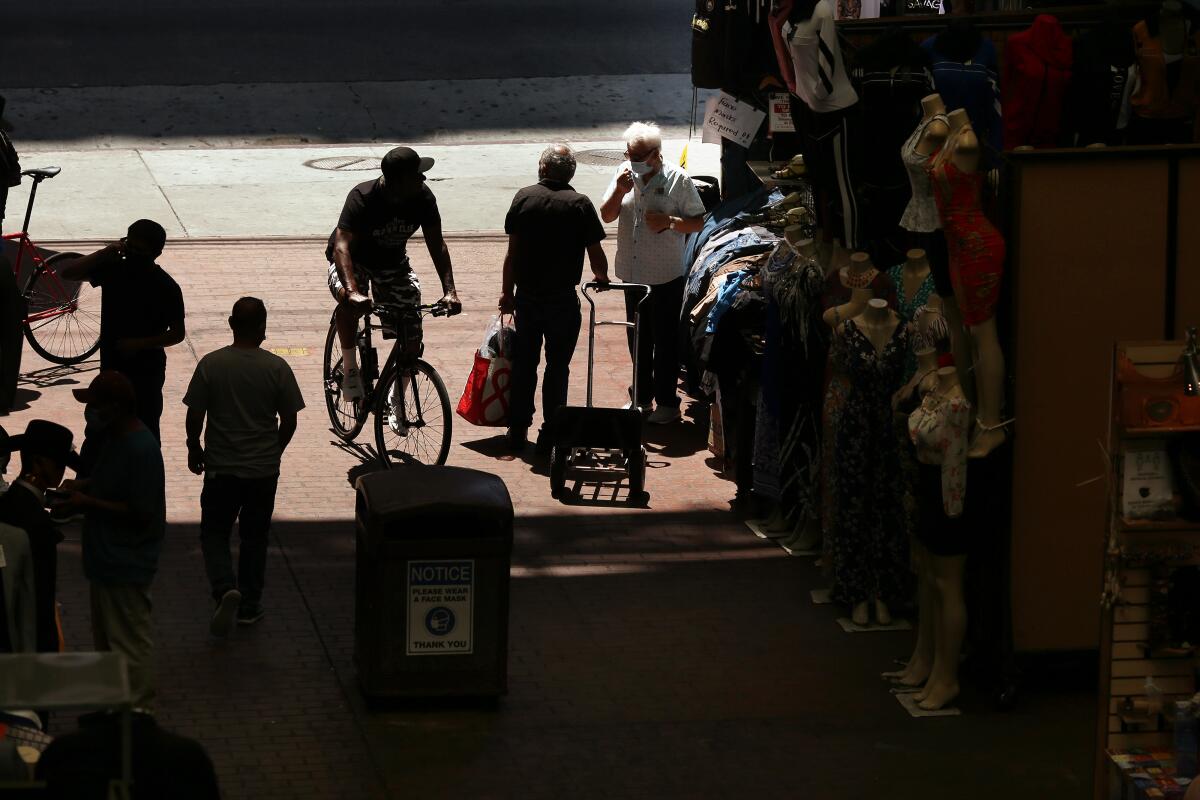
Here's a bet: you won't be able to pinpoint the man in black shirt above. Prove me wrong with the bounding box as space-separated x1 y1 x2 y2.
326 146 462 408
499 144 609 453
61 219 185 441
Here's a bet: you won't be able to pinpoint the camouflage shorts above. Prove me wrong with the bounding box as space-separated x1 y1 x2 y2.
328 261 423 353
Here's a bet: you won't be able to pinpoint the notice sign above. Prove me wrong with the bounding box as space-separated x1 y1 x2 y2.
768 93 795 134
407 559 474 656
701 92 767 149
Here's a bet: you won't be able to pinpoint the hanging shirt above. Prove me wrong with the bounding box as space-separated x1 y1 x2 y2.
785 1 859 114
1130 19 1200 127
610 161 706 287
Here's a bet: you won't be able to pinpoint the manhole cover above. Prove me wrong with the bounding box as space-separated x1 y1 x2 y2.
304 155 383 171
574 149 626 167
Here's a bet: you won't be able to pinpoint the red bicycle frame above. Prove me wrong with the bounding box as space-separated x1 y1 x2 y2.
4 174 78 325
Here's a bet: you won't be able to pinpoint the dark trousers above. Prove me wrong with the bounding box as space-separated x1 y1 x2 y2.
625 276 684 409
0 254 22 413
129 369 165 442
200 473 279 607
509 291 581 433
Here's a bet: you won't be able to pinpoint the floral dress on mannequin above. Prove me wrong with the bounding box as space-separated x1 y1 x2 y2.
829 319 911 609
819 268 897 547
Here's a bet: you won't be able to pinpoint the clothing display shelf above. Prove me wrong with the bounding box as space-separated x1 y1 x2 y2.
0 652 133 794
1094 341 1200 800
747 161 811 190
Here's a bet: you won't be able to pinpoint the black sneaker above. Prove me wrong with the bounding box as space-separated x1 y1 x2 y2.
209 589 242 638
505 427 528 452
237 606 265 626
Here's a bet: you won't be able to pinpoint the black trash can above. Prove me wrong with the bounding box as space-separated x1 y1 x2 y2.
355 466 513 700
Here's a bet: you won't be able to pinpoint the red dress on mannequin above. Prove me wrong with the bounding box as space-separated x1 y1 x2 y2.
929 155 1005 326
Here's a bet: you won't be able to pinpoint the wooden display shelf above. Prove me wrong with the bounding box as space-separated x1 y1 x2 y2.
1119 518 1200 533
1120 425 1200 438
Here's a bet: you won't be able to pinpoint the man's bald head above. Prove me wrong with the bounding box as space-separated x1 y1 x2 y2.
538 144 576 183
229 296 267 344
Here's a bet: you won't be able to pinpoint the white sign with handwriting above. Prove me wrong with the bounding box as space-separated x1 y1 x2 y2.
702 93 766 149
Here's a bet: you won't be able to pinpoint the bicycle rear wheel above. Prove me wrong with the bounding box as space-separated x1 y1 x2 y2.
323 314 367 441
23 252 102 365
374 359 453 467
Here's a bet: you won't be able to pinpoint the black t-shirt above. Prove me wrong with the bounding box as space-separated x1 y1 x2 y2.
90 258 185 374
504 180 606 297
324 179 441 271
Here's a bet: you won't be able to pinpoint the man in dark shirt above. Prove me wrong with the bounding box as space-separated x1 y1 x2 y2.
0 420 78 654
326 146 462 405
61 219 185 441
499 144 609 453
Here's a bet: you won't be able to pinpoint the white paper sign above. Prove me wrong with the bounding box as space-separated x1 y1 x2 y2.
768 93 795 133
1122 443 1175 520
702 93 767 149
407 559 474 656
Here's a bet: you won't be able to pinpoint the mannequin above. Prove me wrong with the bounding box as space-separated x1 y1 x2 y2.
1129 0 1200 145
930 110 1009 457
1003 15 1073 149
785 0 864 250
900 96 969 380
818 253 898 556
902 365 972 710
833 298 910 627
886 248 937 383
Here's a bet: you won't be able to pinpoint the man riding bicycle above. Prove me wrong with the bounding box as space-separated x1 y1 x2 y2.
326 146 462 406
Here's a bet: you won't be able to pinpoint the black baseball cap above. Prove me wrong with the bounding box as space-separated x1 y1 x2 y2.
381 147 434 179
6 420 81 470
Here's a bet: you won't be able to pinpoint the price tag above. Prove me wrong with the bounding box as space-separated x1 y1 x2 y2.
768 93 795 134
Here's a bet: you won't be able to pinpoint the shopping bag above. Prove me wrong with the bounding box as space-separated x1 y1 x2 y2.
456 315 513 426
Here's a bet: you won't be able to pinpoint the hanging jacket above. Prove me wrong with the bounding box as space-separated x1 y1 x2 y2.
1066 20 1136 146
1003 15 1073 149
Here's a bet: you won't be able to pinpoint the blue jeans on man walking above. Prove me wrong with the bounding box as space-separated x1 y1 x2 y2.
509 291 581 441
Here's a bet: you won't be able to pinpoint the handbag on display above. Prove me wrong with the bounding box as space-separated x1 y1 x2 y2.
1117 354 1200 428
456 315 513 427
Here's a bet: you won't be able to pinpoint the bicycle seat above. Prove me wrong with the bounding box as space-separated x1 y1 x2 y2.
22 167 61 181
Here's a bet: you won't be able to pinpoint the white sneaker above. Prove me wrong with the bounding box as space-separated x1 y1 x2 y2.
388 407 409 437
647 405 681 425
622 400 647 413
342 367 365 402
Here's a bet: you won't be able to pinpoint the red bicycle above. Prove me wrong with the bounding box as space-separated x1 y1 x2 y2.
4 166 101 365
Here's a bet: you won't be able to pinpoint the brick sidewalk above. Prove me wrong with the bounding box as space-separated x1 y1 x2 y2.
5 239 1093 799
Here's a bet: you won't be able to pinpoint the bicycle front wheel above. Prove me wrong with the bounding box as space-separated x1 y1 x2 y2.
374 359 453 467
323 314 367 441
23 252 102 365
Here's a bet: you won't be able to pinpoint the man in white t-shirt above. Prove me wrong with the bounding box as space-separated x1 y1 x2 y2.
183 297 305 637
599 122 706 424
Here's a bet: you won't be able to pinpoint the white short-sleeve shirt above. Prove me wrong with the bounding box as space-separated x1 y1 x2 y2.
609 161 706 286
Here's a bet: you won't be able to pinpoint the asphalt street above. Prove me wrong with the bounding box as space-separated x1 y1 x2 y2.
3 0 693 87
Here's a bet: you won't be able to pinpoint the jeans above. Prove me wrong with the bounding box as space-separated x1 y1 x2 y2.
509 291 581 433
199 473 279 609
90 582 155 710
129 369 166 442
625 276 684 409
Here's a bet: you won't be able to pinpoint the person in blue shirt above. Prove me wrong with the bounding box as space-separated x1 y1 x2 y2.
59 370 166 711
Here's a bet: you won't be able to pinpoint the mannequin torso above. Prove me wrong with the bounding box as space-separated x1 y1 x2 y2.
848 298 901 354
900 94 950 234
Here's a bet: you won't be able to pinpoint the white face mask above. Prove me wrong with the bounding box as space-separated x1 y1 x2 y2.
629 160 655 179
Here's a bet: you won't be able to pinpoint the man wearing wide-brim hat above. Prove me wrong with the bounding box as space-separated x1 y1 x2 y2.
0 420 78 655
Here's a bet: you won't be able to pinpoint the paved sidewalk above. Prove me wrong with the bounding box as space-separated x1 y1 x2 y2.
6 137 721 240
4 239 1094 799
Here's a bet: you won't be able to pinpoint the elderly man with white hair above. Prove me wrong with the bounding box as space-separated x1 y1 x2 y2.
600 122 706 424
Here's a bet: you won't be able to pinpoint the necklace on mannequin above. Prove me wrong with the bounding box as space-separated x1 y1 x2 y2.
841 266 877 290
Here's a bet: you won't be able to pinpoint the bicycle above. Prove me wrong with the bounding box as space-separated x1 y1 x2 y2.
3 166 101 365
322 301 454 467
